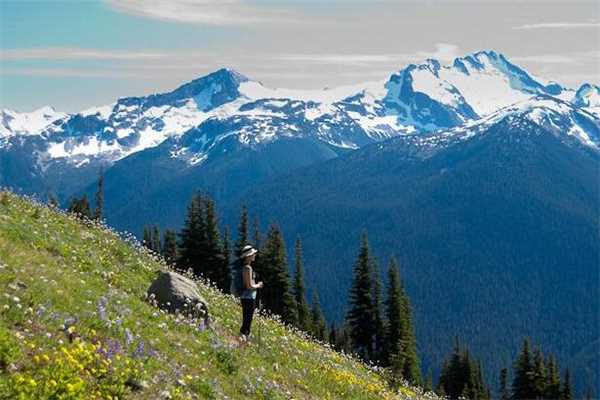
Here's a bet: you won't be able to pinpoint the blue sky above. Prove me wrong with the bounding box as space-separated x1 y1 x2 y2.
1 0 598 112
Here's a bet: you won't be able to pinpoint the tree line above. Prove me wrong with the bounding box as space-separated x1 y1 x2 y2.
61 179 589 399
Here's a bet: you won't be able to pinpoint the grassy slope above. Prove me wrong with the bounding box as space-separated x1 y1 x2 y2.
0 191 437 400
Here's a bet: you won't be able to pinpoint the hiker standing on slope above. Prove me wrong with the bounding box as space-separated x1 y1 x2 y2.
239 245 263 341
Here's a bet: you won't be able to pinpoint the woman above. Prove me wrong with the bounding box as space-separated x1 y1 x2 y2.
239 244 263 341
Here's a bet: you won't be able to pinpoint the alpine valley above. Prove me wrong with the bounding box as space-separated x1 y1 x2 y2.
2 50 598 395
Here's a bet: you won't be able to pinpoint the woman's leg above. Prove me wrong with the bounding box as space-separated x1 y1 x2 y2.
240 298 256 336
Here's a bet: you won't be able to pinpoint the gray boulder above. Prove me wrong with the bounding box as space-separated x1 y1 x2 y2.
147 271 209 323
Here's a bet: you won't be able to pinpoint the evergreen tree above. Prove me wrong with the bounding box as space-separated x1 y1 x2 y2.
143 226 152 249
560 368 572 400
204 197 228 290
221 227 231 293
67 195 91 219
346 232 376 362
424 368 433 393
545 354 561 400
499 368 510 400
234 205 249 264
532 347 548 399
292 237 311 332
372 258 386 365
437 337 487 400
385 257 405 369
162 229 178 265
93 167 104 221
512 338 535 400
152 225 161 253
47 193 58 209
310 291 327 341
259 224 296 325
328 323 337 348
177 194 207 276
398 268 421 386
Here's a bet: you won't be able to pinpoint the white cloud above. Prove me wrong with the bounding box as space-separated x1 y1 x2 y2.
514 21 600 30
273 44 462 67
103 0 296 26
0 48 168 61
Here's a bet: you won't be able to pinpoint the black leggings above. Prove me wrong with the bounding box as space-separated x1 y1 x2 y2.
240 298 256 336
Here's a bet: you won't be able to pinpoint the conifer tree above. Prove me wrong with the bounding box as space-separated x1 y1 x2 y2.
47 193 58 209
532 347 548 399
310 291 327 341
177 194 206 276
93 167 104 221
67 195 91 219
162 229 178 265
385 257 405 369
512 338 535 400
560 368 572 400
233 205 249 268
346 232 376 362
152 225 161 253
204 197 228 290
545 354 561 400
292 237 311 332
221 227 231 293
143 226 152 249
437 337 487 400
260 224 296 325
499 368 510 400
372 258 386 365
328 323 337 347
398 269 421 386
424 368 433 393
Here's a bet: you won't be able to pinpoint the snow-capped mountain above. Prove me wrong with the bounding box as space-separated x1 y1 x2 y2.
1 49 598 203
0 106 67 138
2 50 597 171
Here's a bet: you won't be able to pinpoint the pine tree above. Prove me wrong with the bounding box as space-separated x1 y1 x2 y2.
545 354 561 400
398 268 421 386
234 205 249 264
293 237 311 333
385 257 404 369
512 338 535 400
221 227 232 293
260 224 296 325
499 368 510 400
532 347 548 399
67 195 91 219
372 258 386 365
47 193 58 209
204 197 228 290
152 225 161 253
346 232 376 362
177 194 207 276
162 229 178 265
310 291 327 341
93 167 104 221
143 226 152 249
424 368 433 393
560 368 572 400
328 323 337 348
438 338 487 400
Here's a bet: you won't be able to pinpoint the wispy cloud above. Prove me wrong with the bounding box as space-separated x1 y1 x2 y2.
0 48 168 61
514 20 600 30
274 44 462 67
103 0 297 26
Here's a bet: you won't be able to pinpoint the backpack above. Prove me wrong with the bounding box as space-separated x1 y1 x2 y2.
229 264 244 298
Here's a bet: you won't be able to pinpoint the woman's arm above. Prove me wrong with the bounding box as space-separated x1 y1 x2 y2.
242 266 262 289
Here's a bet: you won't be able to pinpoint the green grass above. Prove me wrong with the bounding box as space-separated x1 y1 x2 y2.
0 191 439 399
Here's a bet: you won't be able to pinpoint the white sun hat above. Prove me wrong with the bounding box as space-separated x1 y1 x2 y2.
241 245 258 258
